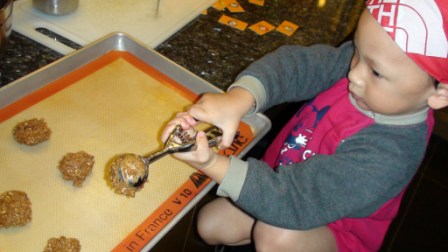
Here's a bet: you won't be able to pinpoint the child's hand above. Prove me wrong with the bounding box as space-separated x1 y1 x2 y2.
161 113 231 182
161 113 217 171
187 87 255 149
174 130 219 171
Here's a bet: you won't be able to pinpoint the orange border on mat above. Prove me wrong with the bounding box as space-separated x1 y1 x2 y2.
0 51 198 123
0 51 255 251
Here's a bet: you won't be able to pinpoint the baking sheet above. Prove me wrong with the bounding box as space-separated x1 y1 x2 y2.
0 33 271 251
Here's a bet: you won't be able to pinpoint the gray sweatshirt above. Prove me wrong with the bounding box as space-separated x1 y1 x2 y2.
216 42 431 230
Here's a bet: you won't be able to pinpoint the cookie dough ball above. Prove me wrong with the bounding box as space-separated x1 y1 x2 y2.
58 151 95 187
43 236 81 252
0 191 32 228
109 153 147 197
13 118 52 145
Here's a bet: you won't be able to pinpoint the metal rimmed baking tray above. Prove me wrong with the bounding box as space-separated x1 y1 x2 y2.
0 32 271 251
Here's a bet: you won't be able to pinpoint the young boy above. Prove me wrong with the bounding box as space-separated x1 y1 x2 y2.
162 0 448 251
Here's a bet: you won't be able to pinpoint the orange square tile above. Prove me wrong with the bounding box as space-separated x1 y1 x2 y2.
249 21 275 35
218 15 248 31
212 0 230 11
227 0 245 13
276 20 299 36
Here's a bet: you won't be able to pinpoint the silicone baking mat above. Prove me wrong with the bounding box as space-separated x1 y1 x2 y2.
0 51 255 251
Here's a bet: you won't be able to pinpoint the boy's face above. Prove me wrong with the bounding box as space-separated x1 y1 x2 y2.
348 9 435 115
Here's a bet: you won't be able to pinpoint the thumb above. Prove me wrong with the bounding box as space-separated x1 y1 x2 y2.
219 128 237 149
195 131 209 151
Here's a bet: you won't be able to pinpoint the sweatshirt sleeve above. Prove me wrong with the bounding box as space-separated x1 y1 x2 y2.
231 42 354 112
217 122 428 230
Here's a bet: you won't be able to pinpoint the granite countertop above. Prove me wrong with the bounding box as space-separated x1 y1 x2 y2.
0 0 364 89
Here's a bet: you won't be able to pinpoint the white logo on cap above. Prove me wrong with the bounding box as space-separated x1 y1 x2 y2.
367 0 448 58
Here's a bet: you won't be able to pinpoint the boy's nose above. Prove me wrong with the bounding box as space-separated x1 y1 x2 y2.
348 62 365 87
348 70 360 87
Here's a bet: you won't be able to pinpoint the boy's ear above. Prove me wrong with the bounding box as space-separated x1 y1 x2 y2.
428 83 448 109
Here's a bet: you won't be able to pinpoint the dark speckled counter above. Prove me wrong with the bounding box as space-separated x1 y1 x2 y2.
0 31 62 87
156 0 364 89
0 0 364 89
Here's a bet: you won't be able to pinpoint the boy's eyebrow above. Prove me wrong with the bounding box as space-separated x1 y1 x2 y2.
352 37 385 75
364 49 382 72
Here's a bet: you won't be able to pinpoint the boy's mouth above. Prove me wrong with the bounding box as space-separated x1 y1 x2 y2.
351 92 362 101
348 83 367 107
350 92 370 111
350 90 365 103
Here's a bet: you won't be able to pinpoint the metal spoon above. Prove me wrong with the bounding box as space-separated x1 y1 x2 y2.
110 125 224 191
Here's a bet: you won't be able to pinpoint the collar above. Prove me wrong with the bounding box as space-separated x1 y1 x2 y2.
349 94 429 125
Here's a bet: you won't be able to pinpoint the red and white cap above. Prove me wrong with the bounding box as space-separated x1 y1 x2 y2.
366 0 448 83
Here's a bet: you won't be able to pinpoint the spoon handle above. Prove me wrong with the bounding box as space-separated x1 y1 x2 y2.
142 148 171 164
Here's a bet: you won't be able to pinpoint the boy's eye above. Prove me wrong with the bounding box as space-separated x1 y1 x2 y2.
372 69 382 78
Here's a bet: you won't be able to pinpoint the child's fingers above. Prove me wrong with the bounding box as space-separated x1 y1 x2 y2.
172 131 214 168
175 131 209 161
219 128 238 149
173 112 198 130
161 113 196 142
195 131 219 170
161 123 178 142
195 131 210 157
188 105 208 123
188 105 237 149
182 113 198 126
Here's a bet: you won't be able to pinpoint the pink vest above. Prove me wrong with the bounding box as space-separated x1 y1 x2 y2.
262 78 434 251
